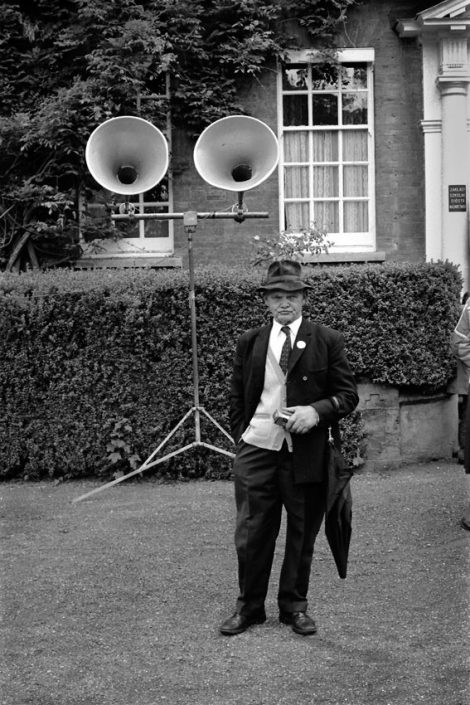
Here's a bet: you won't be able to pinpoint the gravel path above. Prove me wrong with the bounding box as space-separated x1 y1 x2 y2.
1 462 469 705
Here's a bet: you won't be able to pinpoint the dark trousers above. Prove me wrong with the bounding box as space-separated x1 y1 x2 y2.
233 441 325 617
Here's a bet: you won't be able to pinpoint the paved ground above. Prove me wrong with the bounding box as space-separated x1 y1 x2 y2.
1 462 469 705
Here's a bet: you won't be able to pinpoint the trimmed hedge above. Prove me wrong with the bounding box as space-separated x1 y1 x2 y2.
0 261 461 480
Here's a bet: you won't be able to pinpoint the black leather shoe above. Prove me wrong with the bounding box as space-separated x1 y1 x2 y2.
219 612 266 636
461 513 470 531
279 611 317 635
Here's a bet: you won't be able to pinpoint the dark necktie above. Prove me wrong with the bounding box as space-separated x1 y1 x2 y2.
279 325 291 374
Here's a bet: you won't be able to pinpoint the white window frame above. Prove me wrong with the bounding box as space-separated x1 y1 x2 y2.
277 48 376 252
128 78 174 252
83 77 174 260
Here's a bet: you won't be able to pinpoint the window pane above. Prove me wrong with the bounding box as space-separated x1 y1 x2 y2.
344 201 368 232
285 167 309 198
146 179 169 203
284 95 308 126
311 63 338 90
116 219 140 238
341 64 367 89
312 131 338 161
342 93 367 125
313 167 338 197
142 206 170 238
283 64 309 90
312 94 337 125
343 166 368 197
314 201 339 232
147 74 168 95
144 220 169 238
285 202 310 230
284 132 308 162
343 131 367 161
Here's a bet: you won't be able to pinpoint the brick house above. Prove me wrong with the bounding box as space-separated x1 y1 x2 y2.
81 0 470 289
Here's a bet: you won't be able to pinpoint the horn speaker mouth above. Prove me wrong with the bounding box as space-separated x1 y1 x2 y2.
193 115 279 192
231 164 253 183
117 165 138 185
85 116 169 195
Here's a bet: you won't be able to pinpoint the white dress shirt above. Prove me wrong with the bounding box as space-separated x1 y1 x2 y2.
269 316 303 363
241 316 302 451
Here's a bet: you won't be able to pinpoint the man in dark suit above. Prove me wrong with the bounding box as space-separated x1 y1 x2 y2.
220 260 358 636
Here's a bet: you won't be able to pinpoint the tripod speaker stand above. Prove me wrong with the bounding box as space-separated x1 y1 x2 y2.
73 208 268 503
73 114 279 503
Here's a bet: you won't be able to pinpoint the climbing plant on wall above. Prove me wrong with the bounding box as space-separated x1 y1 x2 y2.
0 0 357 270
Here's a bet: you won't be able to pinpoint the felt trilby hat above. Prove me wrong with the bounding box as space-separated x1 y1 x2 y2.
258 260 312 292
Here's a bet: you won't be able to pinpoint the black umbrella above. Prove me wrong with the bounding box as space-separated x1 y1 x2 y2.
324 425 354 579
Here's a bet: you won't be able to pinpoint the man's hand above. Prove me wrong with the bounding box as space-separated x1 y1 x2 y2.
284 405 319 434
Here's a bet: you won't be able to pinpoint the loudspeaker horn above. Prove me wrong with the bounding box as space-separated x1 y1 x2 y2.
193 115 279 192
85 116 169 195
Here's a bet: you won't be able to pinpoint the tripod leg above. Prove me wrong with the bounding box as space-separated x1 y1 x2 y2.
71 442 200 503
199 406 234 443
71 409 196 503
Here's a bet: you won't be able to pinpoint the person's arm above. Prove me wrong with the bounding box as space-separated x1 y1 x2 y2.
452 304 470 375
311 331 359 422
286 331 358 434
229 337 246 444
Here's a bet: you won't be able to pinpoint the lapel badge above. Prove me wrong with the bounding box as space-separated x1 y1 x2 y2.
296 340 306 349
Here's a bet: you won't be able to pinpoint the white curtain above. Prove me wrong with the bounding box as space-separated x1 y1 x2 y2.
285 203 310 231
343 130 368 232
283 129 368 232
314 202 339 233
284 132 309 228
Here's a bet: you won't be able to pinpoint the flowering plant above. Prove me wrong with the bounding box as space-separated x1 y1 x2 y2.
251 224 332 266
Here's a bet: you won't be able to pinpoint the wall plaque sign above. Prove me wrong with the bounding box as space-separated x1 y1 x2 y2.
449 185 467 212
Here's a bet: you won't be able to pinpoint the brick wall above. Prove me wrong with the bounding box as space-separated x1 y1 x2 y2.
170 0 426 267
337 0 426 263
171 71 280 267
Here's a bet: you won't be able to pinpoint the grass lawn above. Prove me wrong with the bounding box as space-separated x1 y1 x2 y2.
1 463 469 705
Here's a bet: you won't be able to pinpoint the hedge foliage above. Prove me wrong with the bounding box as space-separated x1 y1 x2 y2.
0 261 461 481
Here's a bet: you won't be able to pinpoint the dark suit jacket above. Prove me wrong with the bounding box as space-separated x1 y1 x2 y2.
230 318 359 483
